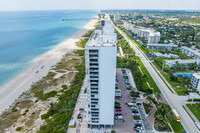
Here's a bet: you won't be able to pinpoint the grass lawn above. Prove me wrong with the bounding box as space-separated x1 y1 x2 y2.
187 104 200 121
153 61 188 95
136 57 161 94
169 118 184 133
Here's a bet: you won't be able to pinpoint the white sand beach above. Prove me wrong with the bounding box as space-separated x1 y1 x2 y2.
0 18 98 114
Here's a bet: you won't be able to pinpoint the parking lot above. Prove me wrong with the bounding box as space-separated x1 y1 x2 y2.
113 68 143 133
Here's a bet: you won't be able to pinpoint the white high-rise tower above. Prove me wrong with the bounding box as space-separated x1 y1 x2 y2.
85 19 117 128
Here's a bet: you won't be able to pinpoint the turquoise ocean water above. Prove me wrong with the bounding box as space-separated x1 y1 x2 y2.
0 10 97 86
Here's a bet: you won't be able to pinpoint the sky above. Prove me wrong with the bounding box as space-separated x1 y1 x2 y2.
0 0 199 11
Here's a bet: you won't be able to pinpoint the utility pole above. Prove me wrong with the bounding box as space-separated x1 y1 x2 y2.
191 92 195 105
162 61 165 71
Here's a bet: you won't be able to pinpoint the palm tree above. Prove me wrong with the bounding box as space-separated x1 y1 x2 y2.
147 96 153 104
156 94 161 103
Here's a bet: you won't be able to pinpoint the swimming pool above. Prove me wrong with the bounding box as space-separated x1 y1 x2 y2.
168 54 178 58
174 73 193 78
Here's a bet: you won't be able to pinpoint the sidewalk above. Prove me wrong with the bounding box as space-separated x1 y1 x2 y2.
67 77 90 133
126 69 137 92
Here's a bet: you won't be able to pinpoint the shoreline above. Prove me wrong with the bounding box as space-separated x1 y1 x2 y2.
0 17 98 114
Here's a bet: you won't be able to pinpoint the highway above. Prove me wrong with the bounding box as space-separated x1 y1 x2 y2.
115 26 199 133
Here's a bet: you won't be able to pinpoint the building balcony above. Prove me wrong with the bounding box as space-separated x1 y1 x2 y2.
91 102 98 105
90 69 98 72
91 121 99 124
90 82 98 85
91 90 98 93
91 115 99 118
89 56 98 59
90 65 98 68
89 52 98 56
90 76 99 80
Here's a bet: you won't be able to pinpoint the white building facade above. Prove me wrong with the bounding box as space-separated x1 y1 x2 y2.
114 14 121 21
123 22 134 31
147 44 178 50
165 59 200 68
85 19 117 128
181 46 200 60
191 73 200 92
133 28 160 44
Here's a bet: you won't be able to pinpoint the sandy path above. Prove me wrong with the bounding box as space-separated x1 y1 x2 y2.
0 18 98 114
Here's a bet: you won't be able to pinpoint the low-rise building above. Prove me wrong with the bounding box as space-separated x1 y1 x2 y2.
147 43 178 50
181 46 200 60
191 73 200 92
165 59 200 68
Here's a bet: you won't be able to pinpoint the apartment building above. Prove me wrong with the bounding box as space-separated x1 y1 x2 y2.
114 14 121 21
181 46 200 60
132 28 160 44
147 43 178 50
123 22 134 31
165 59 200 68
85 19 117 128
191 73 200 92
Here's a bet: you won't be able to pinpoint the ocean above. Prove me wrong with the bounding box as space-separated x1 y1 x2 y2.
0 10 97 86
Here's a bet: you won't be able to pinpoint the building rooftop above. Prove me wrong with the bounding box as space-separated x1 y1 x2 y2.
165 59 200 64
148 43 178 47
86 20 117 47
193 73 200 79
182 46 200 56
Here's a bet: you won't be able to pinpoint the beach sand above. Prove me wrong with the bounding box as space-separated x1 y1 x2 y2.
0 18 98 114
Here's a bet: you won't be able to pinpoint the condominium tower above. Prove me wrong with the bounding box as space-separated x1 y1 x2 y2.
85 19 117 128
114 14 121 21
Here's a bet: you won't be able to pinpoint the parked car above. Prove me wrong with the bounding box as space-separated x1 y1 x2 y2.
115 113 122 116
122 71 127 75
195 122 200 130
115 115 123 120
115 106 121 109
128 102 137 107
135 121 142 126
122 68 126 71
134 126 142 132
132 110 139 113
115 109 122 112
123 75 128 78
132 113 140 117
131 107 137 110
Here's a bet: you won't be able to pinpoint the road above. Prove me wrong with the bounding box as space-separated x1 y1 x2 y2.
115 26 199 133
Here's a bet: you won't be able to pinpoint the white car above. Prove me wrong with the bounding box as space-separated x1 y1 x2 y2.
128 102 137 107
115 115 123 120
195 122 200 130
131 107 137 110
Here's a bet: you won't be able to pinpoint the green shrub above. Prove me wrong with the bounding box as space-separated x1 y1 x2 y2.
61 85 67 89
16 127 22 131
40 125 46 130
12 108 18 112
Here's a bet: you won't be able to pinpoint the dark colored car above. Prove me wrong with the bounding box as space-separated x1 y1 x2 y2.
115 106 121 109
115 113 122 116
132 110 139 113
